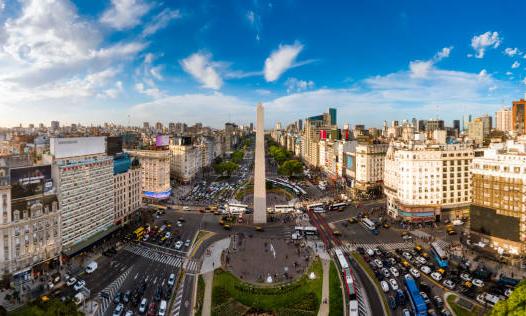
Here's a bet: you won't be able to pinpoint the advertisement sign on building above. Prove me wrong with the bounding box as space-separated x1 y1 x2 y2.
156 135 170 147
10 165 54 199
50 137 106 159
107 136 123 156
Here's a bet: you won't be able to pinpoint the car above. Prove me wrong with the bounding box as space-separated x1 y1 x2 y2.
472 279 484 287
66 277 77 286
374 248 382 256
402 308 411 316
154 286 162 301
389 278 399 291
434 296 444 309
123 290 131 303
443 279 455 290
176 222 182 227
185 239 191 247
381 268 390 278
416 256 427 264
389 267 399 277
139 298 148 314
431 272 443 281
440 309 452 316
396 289 406 305
387 257 397 265
125 311 133 316
147 302 157 316
421 292 431 305
380 280 390 292
410 268 421 278
460 273 472 281
85 261 98 274
366 249 375 256
158 300 167 316
420 265 432 274
167 273 175 287
73 280 86 291
175 241 183 250
388 295 397 310
113 304 124 316
374 259 383 268
114 292 122 304
402 252 412 260
383 223 391 229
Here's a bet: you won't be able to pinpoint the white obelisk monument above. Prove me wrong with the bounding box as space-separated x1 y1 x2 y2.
253 103 267 224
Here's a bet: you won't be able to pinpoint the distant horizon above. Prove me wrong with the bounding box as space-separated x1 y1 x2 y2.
1 1 526 128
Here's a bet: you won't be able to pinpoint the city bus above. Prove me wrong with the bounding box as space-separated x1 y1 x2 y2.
330 202 347 211
295 226 318 236
226 203 248 214
133 227 145 241
274 205 296 213
361 218 376 231
404 276 427 316
431 242 448 268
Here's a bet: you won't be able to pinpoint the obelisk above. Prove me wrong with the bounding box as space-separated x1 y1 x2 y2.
253 103 267 224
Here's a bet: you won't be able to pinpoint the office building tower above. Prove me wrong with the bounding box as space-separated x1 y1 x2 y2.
126 149 171 200
113 154 142 226
48 137 114 255
50 121 60 130
512 99 526 134
495 107 512 132
143 122 150 130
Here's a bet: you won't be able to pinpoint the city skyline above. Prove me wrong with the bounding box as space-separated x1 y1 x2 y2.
2 0 526 128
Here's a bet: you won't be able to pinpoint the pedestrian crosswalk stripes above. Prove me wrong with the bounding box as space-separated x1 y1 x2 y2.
96 266 133 316
345 242 413 253
171 276 186 316
124 244 200 274
434 239 450 249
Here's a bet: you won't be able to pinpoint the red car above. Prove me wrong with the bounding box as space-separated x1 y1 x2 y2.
146 302 157 316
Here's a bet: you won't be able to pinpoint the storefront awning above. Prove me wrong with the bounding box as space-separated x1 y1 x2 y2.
62 225 120 257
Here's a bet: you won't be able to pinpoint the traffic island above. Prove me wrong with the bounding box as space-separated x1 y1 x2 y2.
211 257 323 315
445 293 481 316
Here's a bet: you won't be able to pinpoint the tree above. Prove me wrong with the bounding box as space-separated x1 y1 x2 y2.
231 150 244 164
491 280 526 316
214 161 239 177
11 298 82 316
278 160 304 178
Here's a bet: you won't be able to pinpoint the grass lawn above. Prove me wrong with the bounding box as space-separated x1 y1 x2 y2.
446 294 480 316
195 275 205 316
211 257 323 316
329 261 344 316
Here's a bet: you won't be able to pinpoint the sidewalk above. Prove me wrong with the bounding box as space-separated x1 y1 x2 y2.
200 238 231 274
201 271 214 316
317 258 330 316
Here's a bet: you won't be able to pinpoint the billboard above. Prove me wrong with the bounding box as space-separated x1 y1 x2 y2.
10 165 54 199
50 137 105 159
156 135 170 147
345 154 355 172
144 189 171 200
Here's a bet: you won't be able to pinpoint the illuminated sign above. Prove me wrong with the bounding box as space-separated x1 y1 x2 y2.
143 189 171 200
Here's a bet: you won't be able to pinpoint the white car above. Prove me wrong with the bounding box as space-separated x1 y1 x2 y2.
389 267 399 277
460 273 472 282
420 265 431 274
139 298 148 314
389 278 399 291
410 268 420 278
380 281 389 293
124 311 133 316
416 256 427 264
381 268 390 278
66 277 77 286
167 273 175 287
112 304 124 316
74 280 86 291
402 252 412 260
366 249 375 256
374 259 383 268
443 279 455 290
175 241 183 250
472 279 484 287
431 272 442 281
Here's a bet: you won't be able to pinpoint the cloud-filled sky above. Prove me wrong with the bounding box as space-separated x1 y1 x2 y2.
1 0 526 128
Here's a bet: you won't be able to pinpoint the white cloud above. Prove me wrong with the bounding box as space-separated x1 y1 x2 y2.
142 9 180 37
285 77 314 93
512 61 520 69
435 46 453 60
478 69 488 78
180 53 222 90
471 31 501 58
135 82 163 98
506 71 513 76
0 0 5 11
264 42 304 82
523 78 526 86
100 0 151 30
246 11 255 24
100 81 123 98
255 89 272 96
504 47 519 57
409 46 452 78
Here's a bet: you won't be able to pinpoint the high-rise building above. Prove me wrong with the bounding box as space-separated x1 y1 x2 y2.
143 122 150 130
512 99 526 134
48 137 114 255
453 120 460 131
275 122 282 130
126 149 171 200
463 114 472 132
113 154 142 226
50 121 60 130
384 143 473 222
425 119 445 132
155 122 163 131
495 107 512 132
169 137 202 183
468 115 491 144
328 108 337 126
470 141 526 255
0 156 61 281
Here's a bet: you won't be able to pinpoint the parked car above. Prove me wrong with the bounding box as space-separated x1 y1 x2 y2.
85 261 98 274
389 278 399 291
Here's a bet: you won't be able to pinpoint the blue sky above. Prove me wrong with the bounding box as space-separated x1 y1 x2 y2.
1 0 526 128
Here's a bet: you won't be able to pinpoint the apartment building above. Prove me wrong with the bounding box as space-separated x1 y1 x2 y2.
113 154 142 226
470 140 526 255
48 137 114 255
0 156 61 282
495 107 512 132
169 138 202 183
384 143 473 222
126 149 171 200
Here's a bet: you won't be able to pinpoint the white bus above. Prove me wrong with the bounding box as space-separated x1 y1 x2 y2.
226 203 248 214
307 203 325 212
477 293 500 307
274 205 296 213
330 202 347 211
295 226 318 236
362 218 376 231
